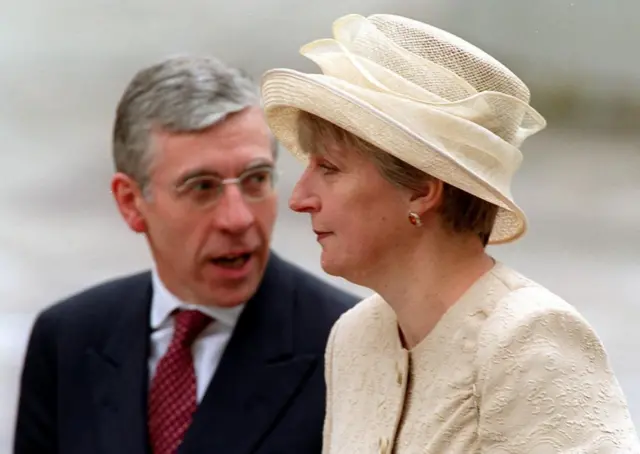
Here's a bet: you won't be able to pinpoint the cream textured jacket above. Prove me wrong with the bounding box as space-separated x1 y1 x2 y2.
322 262 640 453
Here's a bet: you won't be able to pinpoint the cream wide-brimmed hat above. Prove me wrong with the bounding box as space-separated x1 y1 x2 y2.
261 13 546 244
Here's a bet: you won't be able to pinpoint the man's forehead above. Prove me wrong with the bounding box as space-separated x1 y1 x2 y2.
149 127 274 175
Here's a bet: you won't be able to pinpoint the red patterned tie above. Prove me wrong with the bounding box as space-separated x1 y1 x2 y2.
148 310 212 454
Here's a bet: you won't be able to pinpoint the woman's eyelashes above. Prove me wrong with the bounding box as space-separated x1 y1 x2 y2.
318 159 339 174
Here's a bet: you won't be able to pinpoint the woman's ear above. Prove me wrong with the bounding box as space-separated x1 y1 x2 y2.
409 178 444 216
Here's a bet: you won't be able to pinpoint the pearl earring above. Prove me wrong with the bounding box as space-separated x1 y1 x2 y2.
408 212 422 227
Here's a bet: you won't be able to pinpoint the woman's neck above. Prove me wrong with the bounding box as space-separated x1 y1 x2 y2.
367 233 495 349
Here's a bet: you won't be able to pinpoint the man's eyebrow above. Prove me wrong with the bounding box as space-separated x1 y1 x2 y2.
176 168 221 186
175 159 275 186
244 158 274 170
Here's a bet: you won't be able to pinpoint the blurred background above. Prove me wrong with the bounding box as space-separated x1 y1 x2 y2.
1 0 638 450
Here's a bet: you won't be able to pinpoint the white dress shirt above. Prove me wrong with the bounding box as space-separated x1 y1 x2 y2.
148 269 245 402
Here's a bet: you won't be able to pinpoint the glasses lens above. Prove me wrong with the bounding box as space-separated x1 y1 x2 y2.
240 168 274 199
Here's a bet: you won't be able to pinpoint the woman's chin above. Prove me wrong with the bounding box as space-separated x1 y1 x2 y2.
320 252 344 278
321 252 362 284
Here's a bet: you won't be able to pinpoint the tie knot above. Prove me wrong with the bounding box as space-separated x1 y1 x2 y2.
172 310 212 347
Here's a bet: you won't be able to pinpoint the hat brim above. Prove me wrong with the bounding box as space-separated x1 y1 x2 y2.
262 68 527 244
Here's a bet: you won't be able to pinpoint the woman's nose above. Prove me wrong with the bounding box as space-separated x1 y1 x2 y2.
289 173 320 213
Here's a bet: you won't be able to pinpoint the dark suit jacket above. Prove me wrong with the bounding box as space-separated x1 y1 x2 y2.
14 252 358 454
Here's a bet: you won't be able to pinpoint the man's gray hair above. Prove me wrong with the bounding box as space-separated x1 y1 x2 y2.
112 55 271 189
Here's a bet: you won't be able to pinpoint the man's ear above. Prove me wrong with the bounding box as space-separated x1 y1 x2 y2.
408 178 444 217
111 173 147 233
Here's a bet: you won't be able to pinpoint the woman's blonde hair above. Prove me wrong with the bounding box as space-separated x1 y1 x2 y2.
296 111 499 246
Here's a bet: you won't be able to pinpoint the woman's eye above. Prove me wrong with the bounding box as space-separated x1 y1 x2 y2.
319 162 338 174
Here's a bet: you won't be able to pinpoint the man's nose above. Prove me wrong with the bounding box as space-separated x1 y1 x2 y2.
214 185 255 233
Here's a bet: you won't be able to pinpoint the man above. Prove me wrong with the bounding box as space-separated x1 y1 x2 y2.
14 55 357 454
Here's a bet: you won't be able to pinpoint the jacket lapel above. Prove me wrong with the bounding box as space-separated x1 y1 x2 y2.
86 273 153 454
181 254 319 454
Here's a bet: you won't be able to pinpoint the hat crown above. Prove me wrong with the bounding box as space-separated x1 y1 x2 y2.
304 14 544 146
369 15 530 101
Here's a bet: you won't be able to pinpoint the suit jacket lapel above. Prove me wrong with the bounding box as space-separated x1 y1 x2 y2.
86 273 153 454
181 254 319 454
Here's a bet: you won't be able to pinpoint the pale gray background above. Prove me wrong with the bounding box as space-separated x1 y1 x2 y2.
1 0 639 451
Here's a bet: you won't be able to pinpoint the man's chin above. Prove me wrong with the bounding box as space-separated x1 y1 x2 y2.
198 277 261 308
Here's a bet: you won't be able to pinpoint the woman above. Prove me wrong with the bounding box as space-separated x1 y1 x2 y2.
261 13 639 453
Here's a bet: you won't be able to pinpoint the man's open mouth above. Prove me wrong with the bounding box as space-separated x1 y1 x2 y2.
210 253 252 269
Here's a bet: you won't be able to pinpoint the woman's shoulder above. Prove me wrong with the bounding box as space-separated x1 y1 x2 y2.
330 293 399 349
474 264 639 450
335 292 392 322
487 262 590 333
476 262 609 374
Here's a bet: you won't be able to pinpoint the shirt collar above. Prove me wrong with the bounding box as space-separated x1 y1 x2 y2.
150 268 245 329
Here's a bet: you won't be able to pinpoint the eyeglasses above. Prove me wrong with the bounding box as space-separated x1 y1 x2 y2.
173 166 277 209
